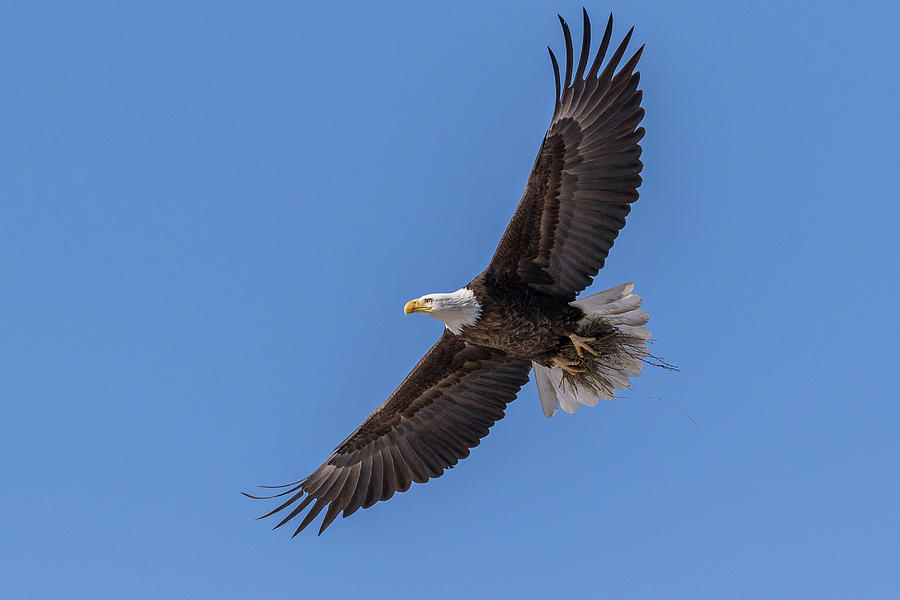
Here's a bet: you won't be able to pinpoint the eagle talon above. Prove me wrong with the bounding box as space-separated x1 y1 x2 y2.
567 333 598 357
553 356 584 375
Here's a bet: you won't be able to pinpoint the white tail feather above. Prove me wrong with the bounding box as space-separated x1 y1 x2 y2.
569 282 634 312
533 282 651 418
534 364 561 417
534 362 608 417
604 309 649 326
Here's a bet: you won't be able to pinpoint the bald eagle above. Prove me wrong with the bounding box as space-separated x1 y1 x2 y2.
247 11 651 536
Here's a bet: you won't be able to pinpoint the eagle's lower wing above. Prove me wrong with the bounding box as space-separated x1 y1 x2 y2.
486 11 645 301
245 332 531 536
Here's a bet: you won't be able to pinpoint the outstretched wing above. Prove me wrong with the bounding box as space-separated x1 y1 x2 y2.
486 11 645 301
245 332 531 536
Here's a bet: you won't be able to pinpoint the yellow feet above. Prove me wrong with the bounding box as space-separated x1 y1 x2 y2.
553 355 584 375
567 333 598 357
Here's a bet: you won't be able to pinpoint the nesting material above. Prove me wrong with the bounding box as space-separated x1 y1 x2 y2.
559 317 651 397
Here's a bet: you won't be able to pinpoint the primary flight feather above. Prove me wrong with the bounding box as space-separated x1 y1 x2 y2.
246 10 650 536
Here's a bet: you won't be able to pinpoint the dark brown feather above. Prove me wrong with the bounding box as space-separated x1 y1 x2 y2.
587 14 614 79
573 9 591 82
558 15 574 90
342 455 370 517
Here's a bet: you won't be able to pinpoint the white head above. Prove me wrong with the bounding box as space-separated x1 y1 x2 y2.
404 287 482 334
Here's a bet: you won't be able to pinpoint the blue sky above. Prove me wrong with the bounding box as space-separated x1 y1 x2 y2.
1 1 898 598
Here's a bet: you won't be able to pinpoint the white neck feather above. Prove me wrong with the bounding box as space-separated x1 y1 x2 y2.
423 287 482 335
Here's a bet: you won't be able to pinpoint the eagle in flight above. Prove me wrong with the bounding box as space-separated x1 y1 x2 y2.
247 10 650 536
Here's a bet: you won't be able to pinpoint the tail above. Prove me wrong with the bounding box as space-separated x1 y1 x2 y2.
533 282 650 418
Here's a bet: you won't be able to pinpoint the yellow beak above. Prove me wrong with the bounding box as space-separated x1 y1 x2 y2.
404 299 424 315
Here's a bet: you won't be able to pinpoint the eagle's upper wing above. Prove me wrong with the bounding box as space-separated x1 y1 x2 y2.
486 11 645 301
245 331 531 536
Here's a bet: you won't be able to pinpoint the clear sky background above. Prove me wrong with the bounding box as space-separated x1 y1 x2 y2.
1 1 897 598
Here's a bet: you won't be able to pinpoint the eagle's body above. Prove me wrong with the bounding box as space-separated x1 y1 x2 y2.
462 273 582 360
247 11 655 536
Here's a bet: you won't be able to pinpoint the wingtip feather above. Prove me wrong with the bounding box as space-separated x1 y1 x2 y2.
558 14 574 90
548 47 561 108
573 8 591 82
